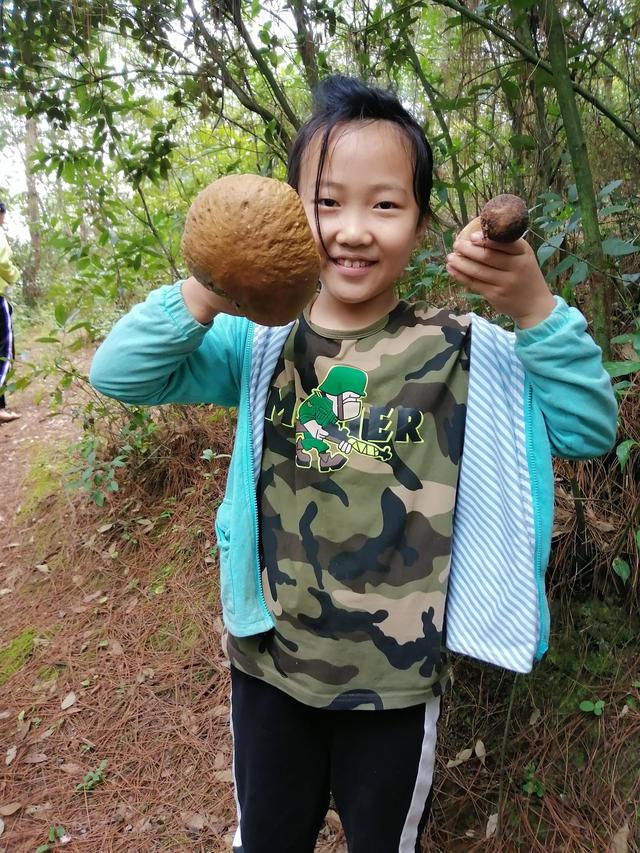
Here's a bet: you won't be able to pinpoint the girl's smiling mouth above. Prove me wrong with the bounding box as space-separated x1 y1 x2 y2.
334 257 376 269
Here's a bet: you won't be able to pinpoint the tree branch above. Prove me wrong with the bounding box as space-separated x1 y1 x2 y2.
228 0 301 130
186 0 291 150
361 0 640 149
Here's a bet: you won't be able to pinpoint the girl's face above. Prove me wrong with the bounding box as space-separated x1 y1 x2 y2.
298 120 424 329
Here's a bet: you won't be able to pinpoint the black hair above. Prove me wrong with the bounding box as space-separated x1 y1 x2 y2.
0 202 6 214
287 75 433 256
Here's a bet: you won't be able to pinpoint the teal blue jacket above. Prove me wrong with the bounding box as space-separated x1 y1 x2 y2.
89 283 617 673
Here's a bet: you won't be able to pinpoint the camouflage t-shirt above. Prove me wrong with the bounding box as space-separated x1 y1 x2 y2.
227 300 471 710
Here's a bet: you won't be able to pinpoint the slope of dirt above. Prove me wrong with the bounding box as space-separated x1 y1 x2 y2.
0 349 349 853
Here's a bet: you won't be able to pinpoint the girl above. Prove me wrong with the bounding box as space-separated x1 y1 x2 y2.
90 76 617 852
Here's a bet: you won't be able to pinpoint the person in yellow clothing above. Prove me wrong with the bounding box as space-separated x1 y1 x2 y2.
0 201 21 423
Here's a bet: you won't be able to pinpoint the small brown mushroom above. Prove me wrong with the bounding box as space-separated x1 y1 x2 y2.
458 194 529 243
181 174 320 326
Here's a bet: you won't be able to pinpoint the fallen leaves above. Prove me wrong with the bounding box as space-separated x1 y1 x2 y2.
106 639 123 656
24 802 53 819
183 813 205 833
610 822 630 853
446 740 487 768
5 746 17 766
485 812 499 839
0 803 21 817
212 769 233 783
60 691 77 710
59 762 83 776
24 751 48 764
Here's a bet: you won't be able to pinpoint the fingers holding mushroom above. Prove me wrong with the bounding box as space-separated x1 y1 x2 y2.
457 194 529 244
447 194 555 326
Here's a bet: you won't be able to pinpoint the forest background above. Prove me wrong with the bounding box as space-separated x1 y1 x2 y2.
0 0 639 851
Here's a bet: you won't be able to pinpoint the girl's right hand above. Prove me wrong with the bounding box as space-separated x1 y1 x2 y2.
181 275 244 324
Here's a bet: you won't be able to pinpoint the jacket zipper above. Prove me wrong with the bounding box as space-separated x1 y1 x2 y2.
245 326 271 621
526 379 549 659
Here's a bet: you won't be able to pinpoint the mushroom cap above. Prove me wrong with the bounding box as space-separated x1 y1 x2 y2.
181 174 320 326
480 194 529 242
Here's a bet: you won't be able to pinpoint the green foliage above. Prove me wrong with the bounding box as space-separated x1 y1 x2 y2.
66 404 158 506
533 182 639 303
0 629 36 686
75 760 107 793
579 698 605 716
35 824 68 852
522 763 545 798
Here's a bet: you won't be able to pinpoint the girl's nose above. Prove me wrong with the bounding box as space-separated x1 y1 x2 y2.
335 211 373 247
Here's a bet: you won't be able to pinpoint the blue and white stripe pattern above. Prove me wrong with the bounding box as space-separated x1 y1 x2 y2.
446 315 538 672
249 322 294 480
0 296 14 388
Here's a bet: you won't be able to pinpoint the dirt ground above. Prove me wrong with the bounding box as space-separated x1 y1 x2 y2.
0 345 353 853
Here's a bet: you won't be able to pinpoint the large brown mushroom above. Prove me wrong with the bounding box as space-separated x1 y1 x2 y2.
181 174 320 326
458 194 529 243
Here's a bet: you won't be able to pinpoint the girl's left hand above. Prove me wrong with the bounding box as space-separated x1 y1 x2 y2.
447 232 557 328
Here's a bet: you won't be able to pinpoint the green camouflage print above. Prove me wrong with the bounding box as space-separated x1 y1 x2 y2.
227 301 471 710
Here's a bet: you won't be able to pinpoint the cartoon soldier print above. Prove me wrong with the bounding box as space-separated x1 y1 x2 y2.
295 365 392 471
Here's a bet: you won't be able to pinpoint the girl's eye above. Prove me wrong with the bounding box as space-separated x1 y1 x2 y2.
316 198 337 208
376 201 396 210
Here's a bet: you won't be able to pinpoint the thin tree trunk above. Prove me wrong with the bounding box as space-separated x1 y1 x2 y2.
23 116 42 305
288 0 319 90
403 39 468 224
540 0 611 356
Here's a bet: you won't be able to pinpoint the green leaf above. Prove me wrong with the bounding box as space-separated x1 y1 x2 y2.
510 133 537 151
593 700 605 716
501 80 520 101
537 234 564 265
35 846 51 853
599 204 628 216
612 557 631 585
579 700 594 712
635 528 640 553
616 439 636 470
603 361 640 378
568 261 588 285
602 238 639 257
546 255 576 281
443 14 465 31
598 180 623 199
54 303 68 326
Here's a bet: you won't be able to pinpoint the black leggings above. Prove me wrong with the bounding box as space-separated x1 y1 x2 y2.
0 297 14 409
230 667 440 853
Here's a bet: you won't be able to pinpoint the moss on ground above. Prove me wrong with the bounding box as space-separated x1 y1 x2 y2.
17 443 68 520
0 628 36 685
